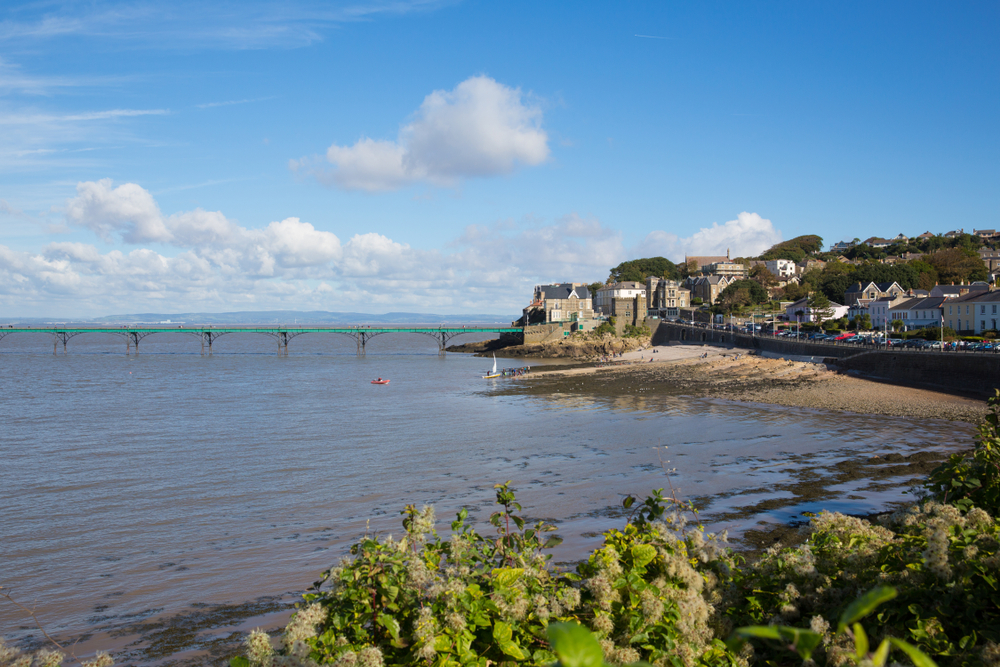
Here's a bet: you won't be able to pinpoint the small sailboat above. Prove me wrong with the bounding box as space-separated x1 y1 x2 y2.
482 354 502 379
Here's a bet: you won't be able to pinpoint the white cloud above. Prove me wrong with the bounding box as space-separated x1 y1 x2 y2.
0 1 454 51
1 178 780 317
638 212 782 261
66 178 171 243
298 75 549 191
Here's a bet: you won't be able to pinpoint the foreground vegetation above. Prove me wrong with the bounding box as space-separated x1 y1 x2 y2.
7 396 1000 667
221 393 1000 667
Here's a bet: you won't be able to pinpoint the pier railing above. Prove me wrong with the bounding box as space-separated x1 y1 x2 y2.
0 325 524 356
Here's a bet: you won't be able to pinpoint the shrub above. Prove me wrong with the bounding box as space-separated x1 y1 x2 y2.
925 390 1000 515
233 486 740 667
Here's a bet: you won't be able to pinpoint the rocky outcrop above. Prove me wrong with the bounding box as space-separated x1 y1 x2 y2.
446 335 651 360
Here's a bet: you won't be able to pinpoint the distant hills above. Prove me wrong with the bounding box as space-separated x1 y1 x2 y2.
0 310 517 325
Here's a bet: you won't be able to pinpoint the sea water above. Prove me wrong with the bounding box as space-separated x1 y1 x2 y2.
0 330 975 662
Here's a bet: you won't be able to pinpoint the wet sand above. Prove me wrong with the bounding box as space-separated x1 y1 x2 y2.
508 343 987 423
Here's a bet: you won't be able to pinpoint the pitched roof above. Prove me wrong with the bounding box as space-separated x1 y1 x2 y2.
684 255 729 269
538 283 590 300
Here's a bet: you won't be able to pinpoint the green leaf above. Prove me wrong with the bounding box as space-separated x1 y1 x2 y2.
499 640 525 660
229 658 250 667
548 622 604 667
631 544 657 568
493 620 513 644
854 622 869 658
872 639 891 667
377 613 401 640
492 568 524 587
730 626 822 661
889 638 939 667
435 635 453 652
837 586 898 633
543 536 564 549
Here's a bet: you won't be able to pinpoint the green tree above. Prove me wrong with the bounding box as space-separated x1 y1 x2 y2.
759 235 824 261
717 279 768 308
928 248 988 284
808 292 833 324
607 257 678 283
587 282 605 300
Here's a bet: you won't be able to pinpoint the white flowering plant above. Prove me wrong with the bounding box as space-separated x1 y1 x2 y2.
231 485 744 667
727 503 1000 666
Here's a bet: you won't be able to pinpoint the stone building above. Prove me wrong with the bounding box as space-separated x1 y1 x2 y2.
594 281 646 316
523 283 594 324
686 275 732 305
645 277 690 318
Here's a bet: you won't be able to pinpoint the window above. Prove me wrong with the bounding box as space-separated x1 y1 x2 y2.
949 305 953 315
982 306 987 315
982 321 986 331
994 305 998 314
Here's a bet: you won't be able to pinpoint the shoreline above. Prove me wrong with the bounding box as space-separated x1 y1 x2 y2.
503 343 987 424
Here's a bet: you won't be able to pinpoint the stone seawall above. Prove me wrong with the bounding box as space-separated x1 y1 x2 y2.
652 322 1000 398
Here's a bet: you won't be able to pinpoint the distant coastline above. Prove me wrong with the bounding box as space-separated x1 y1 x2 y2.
0 310 519 325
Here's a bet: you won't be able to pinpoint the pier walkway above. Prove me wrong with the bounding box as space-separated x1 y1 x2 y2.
0 325 523 355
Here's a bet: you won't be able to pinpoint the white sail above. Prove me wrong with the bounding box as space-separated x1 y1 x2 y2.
491 354 497 374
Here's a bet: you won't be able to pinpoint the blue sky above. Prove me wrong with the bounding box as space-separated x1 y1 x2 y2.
1 0 997 317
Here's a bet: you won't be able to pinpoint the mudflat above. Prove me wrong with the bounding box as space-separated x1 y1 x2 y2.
500 344 988 423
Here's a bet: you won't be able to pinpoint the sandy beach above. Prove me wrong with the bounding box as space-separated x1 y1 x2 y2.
514 343 988 423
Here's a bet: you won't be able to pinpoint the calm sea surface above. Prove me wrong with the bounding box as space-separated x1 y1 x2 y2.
0 329 976 662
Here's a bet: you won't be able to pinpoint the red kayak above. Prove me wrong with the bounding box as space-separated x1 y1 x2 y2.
371 379 390 385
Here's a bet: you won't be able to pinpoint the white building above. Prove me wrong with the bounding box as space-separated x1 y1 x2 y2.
594 281 646 315
888 297 945 331
764 259 796 278
784 297 850 323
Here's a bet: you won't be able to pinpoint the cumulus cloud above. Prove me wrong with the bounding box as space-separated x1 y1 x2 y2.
638 212 781 261
1 178 781 317
296 75 549 191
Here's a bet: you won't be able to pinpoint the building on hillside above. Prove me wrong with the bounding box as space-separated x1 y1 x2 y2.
870 293 913 329
944 229 964 239
888 297 945 331
945 290 1000 333
843 281 905 308
796 258 826 274
645 277 690 319
891 233 909 243
929 283 991 299
974 229 999 241
783 298 849 323
917 231 935 241
863 237 892 249
594 281 646 316
705 260 749 279
979 248 1000 273
686 275 732 305
524 283 594 324
829 240 856 252
901 252 925 261
765 259 796 278
684 253 730 272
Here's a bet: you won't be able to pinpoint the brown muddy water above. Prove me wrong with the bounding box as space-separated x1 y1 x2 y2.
0 332 977 665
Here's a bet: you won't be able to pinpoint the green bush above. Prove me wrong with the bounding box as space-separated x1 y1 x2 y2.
234 486 739 667
235 399 1000 667
593 322 615 337
622 324 651 338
